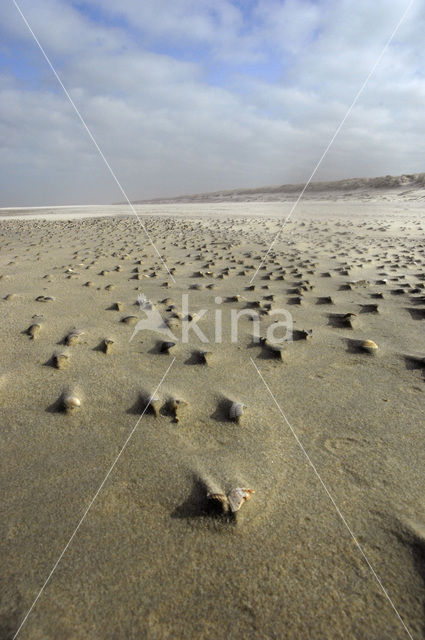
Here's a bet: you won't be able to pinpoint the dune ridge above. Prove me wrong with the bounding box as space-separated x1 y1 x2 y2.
131 172 425 204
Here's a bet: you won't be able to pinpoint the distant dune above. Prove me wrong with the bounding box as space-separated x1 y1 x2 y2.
132 172 425 204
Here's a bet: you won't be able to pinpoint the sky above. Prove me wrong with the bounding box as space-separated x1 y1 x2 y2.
0 0 424 206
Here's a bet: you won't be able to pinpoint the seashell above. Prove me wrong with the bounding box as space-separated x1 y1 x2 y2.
27 323 41 339
342 312 357 329
63 392 81 413
105 284 115 291
84 281 94 287
361 339 378 354
149 394 161 417
207 492 229 514
299 328 313 340
65 329 85 346
113 302 123 311
197 350 211 365
103 338 114 354
361 304 379 313
160 341 176 354
229 401 245 423
227 488 255 513
4 293 18 301
53 350 69 369
167 397 188 423
260 338 284 361
121 315 138 325
36 295 54 302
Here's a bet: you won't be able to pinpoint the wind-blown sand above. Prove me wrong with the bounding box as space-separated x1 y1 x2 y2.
1 200 424 639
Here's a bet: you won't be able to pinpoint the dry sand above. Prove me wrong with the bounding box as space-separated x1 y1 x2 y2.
1 200 424 639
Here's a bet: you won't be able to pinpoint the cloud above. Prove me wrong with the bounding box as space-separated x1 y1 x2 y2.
0 0 423 206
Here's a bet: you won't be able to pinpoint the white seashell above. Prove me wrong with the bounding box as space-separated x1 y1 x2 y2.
63 393 81 413
27 323 41 339
53 350 69 369
229 402 245 423
65 329 85 346
227 488 255 513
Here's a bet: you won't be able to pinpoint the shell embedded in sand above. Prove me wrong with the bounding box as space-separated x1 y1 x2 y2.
121 315 138 325
63 392 81 413
149 394 161 417
139 392 161 417
160 340 176 354
361 339 378 354
36 295 55 302
294 328 313 340
207 492 229 513
197 350 211 365
227 488 255 513
53 350 69 369
168 397 188 422
27 323 41 339
65 329 85 346
229 401 245 423
342 312 357 329
103 338 114 354
260 338 284 360
113 302 123 311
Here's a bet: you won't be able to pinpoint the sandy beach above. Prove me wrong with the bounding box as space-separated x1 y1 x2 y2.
0 199 424 639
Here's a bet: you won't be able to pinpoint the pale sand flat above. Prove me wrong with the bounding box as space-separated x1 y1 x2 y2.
0 202 424 639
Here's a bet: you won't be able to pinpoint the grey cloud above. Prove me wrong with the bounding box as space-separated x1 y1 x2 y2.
0 0 423 206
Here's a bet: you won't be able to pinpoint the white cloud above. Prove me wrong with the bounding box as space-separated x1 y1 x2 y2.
0 0 424 205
